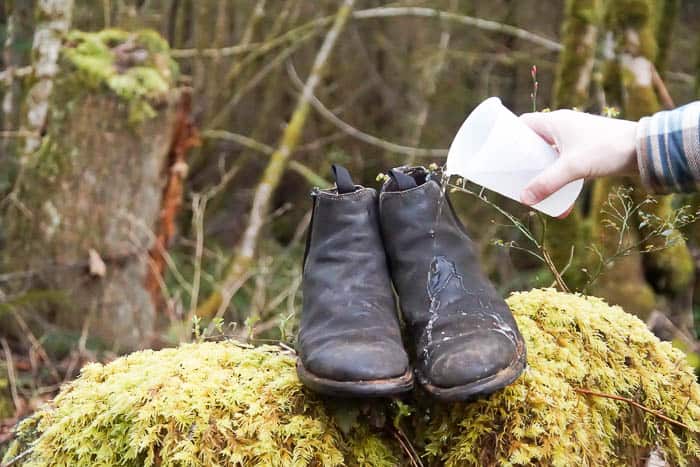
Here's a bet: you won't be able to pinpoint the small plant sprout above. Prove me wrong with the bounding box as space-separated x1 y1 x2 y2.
530 65 539 112
602 106 620 118
583 186 699 290
191 315 202 342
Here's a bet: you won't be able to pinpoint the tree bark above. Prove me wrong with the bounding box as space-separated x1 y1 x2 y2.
552 0 600 110
196 0 356 319
653 0 679 76
2 31 182 352
1 0 35 178
21 0 74 156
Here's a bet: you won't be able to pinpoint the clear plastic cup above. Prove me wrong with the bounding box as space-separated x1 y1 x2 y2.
446 97 583 217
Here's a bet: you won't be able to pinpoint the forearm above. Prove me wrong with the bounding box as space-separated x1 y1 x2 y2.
636 102 700 194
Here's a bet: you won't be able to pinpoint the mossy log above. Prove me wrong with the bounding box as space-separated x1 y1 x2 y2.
3 290 699 466
2 29 181 352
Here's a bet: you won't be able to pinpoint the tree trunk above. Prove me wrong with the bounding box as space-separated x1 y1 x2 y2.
552 0 600 110
2 30 182 352
21 0 74 156
653 0 679 76
595 0 694 330
546 0 602 292
1 0 35 183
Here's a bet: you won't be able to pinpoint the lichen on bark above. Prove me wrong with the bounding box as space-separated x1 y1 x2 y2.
4 290 699 466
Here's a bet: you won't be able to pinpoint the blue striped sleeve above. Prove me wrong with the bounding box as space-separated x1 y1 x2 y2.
636 102 700 194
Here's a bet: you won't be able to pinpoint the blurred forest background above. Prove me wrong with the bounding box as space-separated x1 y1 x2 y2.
1 0 700 450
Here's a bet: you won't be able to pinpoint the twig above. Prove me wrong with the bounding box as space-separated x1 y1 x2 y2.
352 7 562 52
203 130 330 186
390 425 424 467
575 388 690 431
287 62 448 158
9 310 61 383
206 28 316 130
1 447 34 467
170 6 562 59
196 0 355 318
0 66 33 84
0 338 21 414
405 5 453 166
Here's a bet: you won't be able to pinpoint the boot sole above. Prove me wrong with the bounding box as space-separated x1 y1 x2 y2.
418 338 527 402
296 359 414 398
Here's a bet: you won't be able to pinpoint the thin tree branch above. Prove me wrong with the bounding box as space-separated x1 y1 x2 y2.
1 447 34 467
203 130 329 187
575 388 690 431
0 338 21 414
171 6 562 59
287 62 448 158
196 0 356 318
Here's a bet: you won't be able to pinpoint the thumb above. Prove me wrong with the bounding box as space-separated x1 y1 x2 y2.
519 112 556 145
520 157 575 206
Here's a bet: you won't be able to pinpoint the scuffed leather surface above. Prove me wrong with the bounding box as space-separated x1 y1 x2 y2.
297 187 409 381
379 173 524 388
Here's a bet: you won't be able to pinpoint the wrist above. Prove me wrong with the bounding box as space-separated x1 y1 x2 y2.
617 119 639 176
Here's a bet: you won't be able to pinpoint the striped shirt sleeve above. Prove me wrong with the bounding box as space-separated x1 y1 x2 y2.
636 101 700 194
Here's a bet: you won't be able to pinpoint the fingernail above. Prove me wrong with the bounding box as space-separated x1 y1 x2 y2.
521 189 538 205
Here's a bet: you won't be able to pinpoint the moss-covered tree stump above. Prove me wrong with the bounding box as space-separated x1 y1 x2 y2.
3 290 699 466
2 29 181 351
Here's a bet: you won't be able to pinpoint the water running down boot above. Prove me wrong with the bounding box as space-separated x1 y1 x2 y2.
296 165 414 397
379 166 526 401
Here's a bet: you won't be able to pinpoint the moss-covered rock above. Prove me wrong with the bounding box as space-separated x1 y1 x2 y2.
4 290 700 466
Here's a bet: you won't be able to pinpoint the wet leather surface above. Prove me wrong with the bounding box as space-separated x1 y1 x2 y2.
379 173 524 388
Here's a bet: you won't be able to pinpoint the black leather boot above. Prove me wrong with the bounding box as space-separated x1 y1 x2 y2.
296 165 413 397
379 166 526 401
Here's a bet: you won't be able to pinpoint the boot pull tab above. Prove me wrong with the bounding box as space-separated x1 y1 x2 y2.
331 164 357 194
388 168 418 191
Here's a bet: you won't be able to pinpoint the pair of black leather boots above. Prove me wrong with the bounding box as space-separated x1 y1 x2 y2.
296 165 526 401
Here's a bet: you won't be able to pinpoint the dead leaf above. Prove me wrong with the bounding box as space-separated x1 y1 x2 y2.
88 248 107 278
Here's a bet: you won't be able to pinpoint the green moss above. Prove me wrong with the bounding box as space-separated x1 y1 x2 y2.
419 290 699 466
60 29 178 124
5 290 700 466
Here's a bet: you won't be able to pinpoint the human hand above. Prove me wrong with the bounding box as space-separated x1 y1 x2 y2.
518 110 639 213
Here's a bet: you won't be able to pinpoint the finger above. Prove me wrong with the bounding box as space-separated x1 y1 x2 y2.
520 158 575 206
519 112 557 146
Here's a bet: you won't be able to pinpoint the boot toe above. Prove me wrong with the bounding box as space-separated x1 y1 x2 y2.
427 331 517 388
304 341 409 382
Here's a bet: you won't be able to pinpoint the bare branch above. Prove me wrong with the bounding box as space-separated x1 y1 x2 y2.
287 62 448 158
196 0 356 318
203 130 329 186
171 6 562 59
